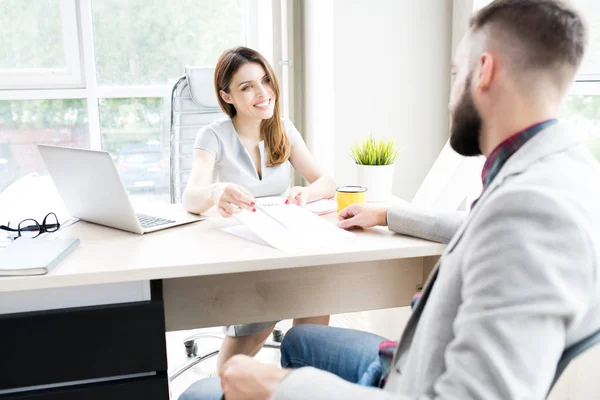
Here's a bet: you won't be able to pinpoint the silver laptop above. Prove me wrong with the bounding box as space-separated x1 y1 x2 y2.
38 145 203 234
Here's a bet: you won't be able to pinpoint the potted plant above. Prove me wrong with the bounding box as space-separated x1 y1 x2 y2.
350 134 400 202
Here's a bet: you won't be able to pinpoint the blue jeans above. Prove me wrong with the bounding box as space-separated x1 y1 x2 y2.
179 376 222 400
281 324 387 386
178 325 386 399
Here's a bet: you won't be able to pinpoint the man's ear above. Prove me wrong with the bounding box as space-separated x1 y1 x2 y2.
476 53 495 91
220 90 233 104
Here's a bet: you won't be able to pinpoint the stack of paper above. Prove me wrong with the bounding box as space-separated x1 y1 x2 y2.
223 197 352 252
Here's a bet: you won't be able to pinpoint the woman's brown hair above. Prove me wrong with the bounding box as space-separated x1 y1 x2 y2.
214 46 290 167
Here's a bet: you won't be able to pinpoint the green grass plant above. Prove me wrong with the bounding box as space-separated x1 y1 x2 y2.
350 134 400 166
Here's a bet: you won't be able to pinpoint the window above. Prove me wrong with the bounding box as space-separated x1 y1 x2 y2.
0 0 281 203
91 0 245 86
559 1 600 161
99 97 168 201
1 1 64 69
0 0 83 88
560 92 600 160
0 99 89 191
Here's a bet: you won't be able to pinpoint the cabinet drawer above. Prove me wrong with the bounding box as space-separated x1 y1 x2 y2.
2 374 169 400
0 284 167 390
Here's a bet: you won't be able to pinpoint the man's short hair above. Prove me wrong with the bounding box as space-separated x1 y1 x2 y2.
470 0 587 71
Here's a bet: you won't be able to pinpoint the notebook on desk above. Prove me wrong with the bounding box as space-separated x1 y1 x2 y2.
0 238 80 276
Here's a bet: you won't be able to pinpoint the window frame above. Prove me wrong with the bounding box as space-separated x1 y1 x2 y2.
569 80 600 96
0 0 84 89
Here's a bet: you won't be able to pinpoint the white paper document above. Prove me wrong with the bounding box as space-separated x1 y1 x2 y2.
222 225 270 247
223 197 353 252
304 198 337 215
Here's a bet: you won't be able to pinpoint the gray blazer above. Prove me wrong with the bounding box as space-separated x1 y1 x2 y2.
275 122 600 400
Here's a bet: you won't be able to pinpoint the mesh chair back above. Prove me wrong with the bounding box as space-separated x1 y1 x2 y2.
170 67 225 204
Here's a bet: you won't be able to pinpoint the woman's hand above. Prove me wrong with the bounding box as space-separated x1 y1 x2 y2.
285 186 310 207
212 184 256 218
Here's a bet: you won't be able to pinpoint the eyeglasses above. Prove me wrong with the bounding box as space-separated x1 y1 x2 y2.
0 213 60 239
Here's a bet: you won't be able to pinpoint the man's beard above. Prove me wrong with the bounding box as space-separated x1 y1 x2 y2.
450 78 482 157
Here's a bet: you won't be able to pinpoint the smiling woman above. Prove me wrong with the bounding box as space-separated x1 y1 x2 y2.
182 46 336 218
214 47 290 168
180 46 336 373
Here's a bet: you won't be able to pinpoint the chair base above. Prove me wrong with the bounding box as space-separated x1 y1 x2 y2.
169 328 285 382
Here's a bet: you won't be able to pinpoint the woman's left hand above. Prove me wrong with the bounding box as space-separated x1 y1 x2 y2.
285 186 310 206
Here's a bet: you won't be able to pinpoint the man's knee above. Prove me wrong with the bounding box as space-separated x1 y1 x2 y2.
281 325 301 367
178 376 222 400
281 325 320 368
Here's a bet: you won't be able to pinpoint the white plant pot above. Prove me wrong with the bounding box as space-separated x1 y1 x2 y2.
356 164 395 202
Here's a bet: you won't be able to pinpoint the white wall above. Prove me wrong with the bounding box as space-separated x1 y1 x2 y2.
302 0 335 177
299 0 453 341
302 0 453 201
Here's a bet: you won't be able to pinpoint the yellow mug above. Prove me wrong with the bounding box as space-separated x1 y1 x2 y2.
336 185 367 213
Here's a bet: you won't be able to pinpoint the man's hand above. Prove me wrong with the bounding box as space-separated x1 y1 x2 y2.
285 186 310 207
337 204 389 230
220 355 290 400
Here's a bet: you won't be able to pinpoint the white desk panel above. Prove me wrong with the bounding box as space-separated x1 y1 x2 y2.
0 280 150 314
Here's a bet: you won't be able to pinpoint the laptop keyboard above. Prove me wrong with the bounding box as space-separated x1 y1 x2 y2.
137 214 175 229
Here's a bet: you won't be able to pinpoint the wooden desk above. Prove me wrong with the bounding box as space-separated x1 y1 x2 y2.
0 208 444 399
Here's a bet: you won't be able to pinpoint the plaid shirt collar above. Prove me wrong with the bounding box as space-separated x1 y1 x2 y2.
481 119 557 189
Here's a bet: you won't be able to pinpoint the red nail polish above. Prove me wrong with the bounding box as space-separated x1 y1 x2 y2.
252 208 256 212
285 200 289 204
251 202 255 206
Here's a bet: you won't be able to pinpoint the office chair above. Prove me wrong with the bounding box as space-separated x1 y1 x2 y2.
169 67 284 382
170 66 225 204
547 328 600 397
